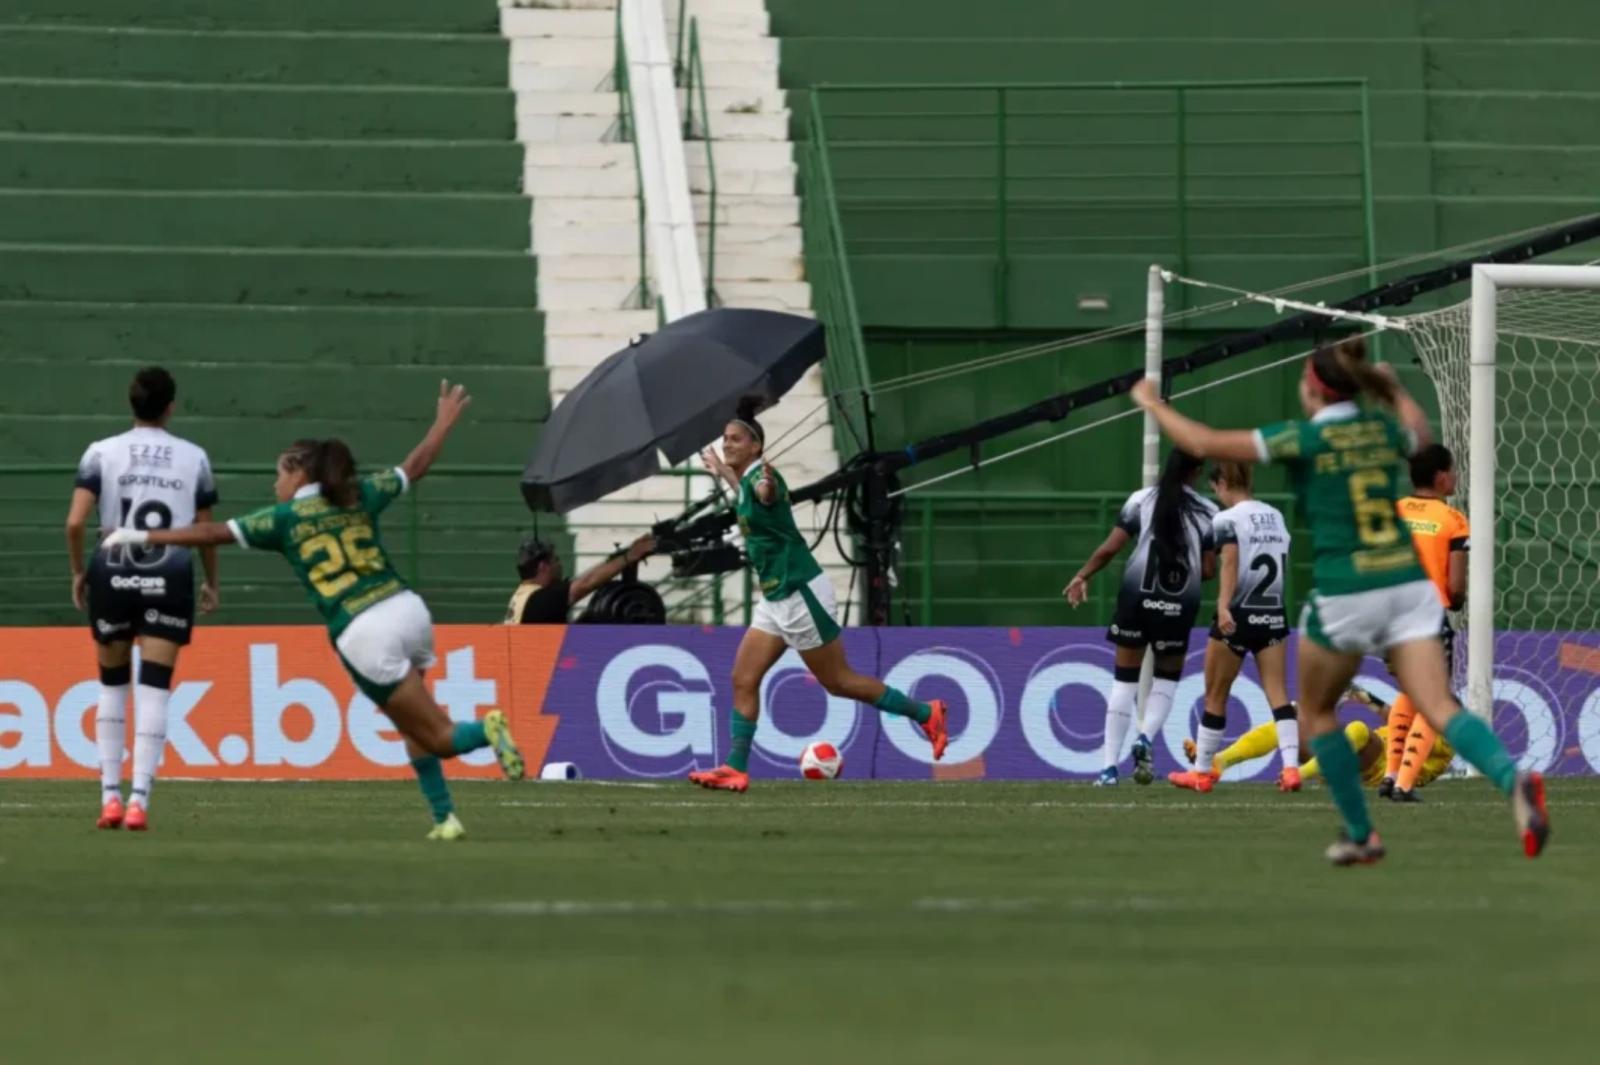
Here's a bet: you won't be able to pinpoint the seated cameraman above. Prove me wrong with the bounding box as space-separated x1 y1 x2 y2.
505 534 654 624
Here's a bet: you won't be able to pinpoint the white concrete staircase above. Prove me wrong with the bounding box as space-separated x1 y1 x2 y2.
501 0 853 621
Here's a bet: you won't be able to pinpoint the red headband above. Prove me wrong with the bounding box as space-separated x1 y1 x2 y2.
1303 357 1351 402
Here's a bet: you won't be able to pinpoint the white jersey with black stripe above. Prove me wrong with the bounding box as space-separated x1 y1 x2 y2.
1212 499 1291 613
76 426 218 572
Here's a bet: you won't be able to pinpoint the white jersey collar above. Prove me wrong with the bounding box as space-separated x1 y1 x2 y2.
1311 401 1359 423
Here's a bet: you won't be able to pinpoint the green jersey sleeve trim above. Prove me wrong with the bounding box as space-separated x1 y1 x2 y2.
360 467 409 516
1254 419 1308 465
230 505 283 552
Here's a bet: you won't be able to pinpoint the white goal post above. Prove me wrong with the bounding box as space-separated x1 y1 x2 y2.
1464 263 1600 721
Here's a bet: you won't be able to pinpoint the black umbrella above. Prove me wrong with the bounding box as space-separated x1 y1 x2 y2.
521 307 825 513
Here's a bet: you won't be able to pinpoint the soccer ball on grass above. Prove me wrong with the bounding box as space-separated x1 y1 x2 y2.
799 742 843 780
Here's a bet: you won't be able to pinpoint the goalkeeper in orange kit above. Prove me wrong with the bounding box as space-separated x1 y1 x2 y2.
1375 443 1469 801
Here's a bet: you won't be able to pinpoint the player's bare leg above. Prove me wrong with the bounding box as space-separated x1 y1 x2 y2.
1388 639 1548 857
691 629 783 792
802 640 948 760
384 669 524 779
1299 638 1383 865
1171 640 1239 793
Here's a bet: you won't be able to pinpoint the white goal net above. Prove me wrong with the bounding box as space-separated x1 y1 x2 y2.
1405 265 1600 775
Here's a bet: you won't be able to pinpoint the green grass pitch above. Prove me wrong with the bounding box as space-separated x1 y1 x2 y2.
1 778 1591 1063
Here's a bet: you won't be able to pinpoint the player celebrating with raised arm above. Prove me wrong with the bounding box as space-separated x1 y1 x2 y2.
688 397 948 793
102 382 524 840
1065 448 1216 786
1130 337 1548 864
1168 461 1298 794
66 367 221 832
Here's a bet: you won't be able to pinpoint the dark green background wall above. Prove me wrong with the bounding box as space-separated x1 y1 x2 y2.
774 0 1600 624
0 0 552 625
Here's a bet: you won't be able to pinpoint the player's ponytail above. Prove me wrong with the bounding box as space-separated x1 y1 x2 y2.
1307 336 1397 407
312 438 360 507
1152 448 1205 569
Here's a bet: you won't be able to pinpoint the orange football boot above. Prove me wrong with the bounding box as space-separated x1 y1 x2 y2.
688 765 750 793
922 699 950 761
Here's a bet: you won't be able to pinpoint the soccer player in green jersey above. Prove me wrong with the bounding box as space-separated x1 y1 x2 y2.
687 398 949 792
1130 338 1549 865
102 381 525 840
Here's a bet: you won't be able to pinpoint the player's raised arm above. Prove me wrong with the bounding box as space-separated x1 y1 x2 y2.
399 379 473 486
1129 379 1262 461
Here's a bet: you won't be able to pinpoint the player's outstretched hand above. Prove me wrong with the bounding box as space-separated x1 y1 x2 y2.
72 573 88 612
1217 604 1237 635
199 581 220 615
436 379 472 426
101 529 149 550
1063 576 1088 608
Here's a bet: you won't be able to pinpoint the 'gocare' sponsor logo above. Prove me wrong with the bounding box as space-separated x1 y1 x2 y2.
111 575 166 593
1247 614 1287 627
1142 598 1183 616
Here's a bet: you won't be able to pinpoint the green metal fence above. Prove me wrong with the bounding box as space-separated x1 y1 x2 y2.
799 91 875 459
901 490 1309 628
2 465 745 627
810 78 1378 328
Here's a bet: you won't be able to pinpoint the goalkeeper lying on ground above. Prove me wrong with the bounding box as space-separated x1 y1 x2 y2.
1184 686 1455 789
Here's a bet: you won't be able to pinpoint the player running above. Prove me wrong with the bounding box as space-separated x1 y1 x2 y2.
66 367 221 832
1168 461 1299 793
1131 336 1548 864
1065 448 1217 786
1373 444 1470 802
1193 687 1454 789
101 381 523 840
688 397 948 793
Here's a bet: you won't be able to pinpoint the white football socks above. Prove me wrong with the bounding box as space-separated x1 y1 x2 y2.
96 683 129 802
1141 677 1179 742
1274 707 1301 769
130 684 171 809
1103 680 1138 770
1194 713 1227 773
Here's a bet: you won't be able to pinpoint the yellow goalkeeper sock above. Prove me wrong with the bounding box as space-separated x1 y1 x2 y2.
1213 721 1280 772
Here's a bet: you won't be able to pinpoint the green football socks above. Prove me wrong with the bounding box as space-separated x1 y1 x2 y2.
728 715 758 772
874 687 933 724
1309 729 1374 843
410 755 454 824
450 720 488 756
1443 712 1519 795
